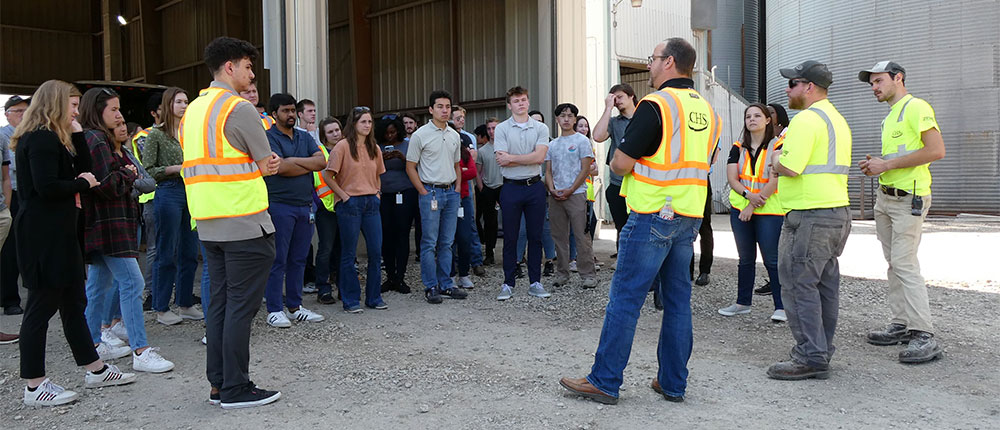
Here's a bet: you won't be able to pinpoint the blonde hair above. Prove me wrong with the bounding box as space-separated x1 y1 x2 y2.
11 80 81 154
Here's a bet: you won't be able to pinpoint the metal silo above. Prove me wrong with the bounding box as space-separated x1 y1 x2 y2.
765 0 1000 214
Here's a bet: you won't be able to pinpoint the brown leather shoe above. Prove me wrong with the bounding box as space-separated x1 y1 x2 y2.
650 379 684 402
0 331 18 345
559 377 617 405
766 360 830 380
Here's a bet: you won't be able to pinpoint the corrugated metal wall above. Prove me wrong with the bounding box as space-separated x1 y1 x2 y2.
329 3 354 116
709 0 761 102
766 0 1000 214
613 0 692 63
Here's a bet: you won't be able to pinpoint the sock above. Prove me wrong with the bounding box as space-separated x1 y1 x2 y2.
27 385 38 392
91 364 109 375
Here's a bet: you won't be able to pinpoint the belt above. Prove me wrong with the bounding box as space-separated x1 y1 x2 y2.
503 175 542 186
880 185 910 197
423 183 452 189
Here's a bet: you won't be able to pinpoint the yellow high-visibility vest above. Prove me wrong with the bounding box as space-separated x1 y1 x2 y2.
131 126 155 203
619 87 721 217
777 99 852 210
879 94 937 196
179 87 269 220
313 144 336 212
728 138 786 215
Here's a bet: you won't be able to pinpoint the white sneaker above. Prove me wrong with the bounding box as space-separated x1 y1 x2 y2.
569 260 578 272
96 342 132 361
455 276 475 289
109 321 129 343
528 282 551 298
497 284 513 301
201 336 207 345
718 303 752 316
156 310 183 326
132 347 175 373
302 282 318 293
771 309 787 322
85 364 137 388
267 311 292 328
24 379 78 407
177 306 204 320
101 328 127 348
288 306 325 323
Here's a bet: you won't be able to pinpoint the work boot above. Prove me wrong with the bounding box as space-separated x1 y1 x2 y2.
866 323 911 346
899 331 942 364
694 273 710 286
766 360 830 380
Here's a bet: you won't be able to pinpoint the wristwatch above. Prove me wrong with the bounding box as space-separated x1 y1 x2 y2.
742 189 748 198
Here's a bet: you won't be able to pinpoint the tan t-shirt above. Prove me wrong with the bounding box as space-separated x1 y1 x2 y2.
326 139 386 202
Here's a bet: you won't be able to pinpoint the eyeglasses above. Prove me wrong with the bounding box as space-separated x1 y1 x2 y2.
5 109 25 114
647 55 668 65
352 106 371 114
382 113 398 120
788 79 810 89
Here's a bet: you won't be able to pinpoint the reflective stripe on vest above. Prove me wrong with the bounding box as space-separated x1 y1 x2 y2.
882 97 917 160
180 87 268 220
313 145 336 212
736 139 777 192
801 107 850 175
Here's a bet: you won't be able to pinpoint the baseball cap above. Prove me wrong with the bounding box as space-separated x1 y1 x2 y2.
858 61 906 83
4 95 30 110
779 60 833 89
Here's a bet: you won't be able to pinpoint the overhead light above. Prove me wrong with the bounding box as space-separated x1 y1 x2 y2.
117 15 128 26
631 0 642 6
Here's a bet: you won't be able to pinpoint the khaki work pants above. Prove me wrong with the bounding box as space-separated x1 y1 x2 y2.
548 193 595 279
874 191 933 334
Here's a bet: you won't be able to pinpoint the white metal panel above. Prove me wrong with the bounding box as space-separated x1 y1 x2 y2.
766 0 1000 214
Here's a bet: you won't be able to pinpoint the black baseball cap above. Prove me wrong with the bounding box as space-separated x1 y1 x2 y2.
858 61 906 83
780 60 833 89
4 95 30 110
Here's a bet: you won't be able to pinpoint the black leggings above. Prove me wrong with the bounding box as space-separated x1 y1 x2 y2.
20 283 100 379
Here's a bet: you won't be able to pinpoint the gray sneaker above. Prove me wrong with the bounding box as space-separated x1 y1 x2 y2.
581 277 598 289
551 273 569 287
867 323 911 346
899 331 942 363
496 284 513 301
527 282 551 298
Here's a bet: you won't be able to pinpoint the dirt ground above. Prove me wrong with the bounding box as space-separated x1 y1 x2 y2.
1 215 998 429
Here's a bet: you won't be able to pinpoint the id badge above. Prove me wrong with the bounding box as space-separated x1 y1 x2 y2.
396 193 403 205
458 207 465 218
431 197 438 211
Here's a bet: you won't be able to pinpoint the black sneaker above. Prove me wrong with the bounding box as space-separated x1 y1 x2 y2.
652 289 663 311
867 323 911 346
694 273 710 286
381 279 397 293
220 382 281 410
441 287 468 299
396 280 412 294
483 255 495 266
543 260 554 277
514 264 525 279
317 293 337 305
192 295 202 305
754 280 772 295
3 304 23 315
209 391 221 406
472 265 486 277
425 287 443 304
142 295 152 311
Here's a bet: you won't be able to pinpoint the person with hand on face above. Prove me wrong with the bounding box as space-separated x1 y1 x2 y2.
312 117 343 305
766 60 852 381
858 61 945 364
718 103 786 323
544 103 597 289
405 91 467 304
494 87 551 301
79 87 175 373
13 80 137 407
183 36 282 409
593 84 638 258
323 107 388 313
262 93 327 328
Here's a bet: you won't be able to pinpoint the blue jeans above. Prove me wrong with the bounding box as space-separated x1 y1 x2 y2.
85 254 149 350
315 206 340 296
466 181 484 267
454 195 476 277
265 202 312 313
417 185 460 290
587 213 701 398
200 242 211 314
337 195 383 309
517 208 556 261
153 179 199 312
501 181 546 285
730 209 783 309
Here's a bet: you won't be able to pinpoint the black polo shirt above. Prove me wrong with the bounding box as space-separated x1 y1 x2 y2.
617 78 695 160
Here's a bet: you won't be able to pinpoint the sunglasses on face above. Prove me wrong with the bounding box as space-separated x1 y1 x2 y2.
788 79 810 89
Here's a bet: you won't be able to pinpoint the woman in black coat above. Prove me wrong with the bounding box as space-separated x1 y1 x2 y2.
11 80 136 407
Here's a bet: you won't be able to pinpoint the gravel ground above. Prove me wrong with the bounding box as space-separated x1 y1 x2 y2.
1 216 997 429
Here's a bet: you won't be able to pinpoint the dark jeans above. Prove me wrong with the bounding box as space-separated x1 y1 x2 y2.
779 207 851 369
264 202 312 313
153 179 199 312
1 189 19 308
337 195 383 309
203 234 275 400
20 282 101 378
380 189 417 283
605 183 629 252
500 181 546 286
730 209 783 309
690 180 714 276
314 206 340 296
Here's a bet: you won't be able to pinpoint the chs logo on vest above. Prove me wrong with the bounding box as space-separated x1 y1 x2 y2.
688 111 709 132
891 130 903 138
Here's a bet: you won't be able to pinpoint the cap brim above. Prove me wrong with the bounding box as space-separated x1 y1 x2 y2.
858 71 873 83
779 68 800 79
